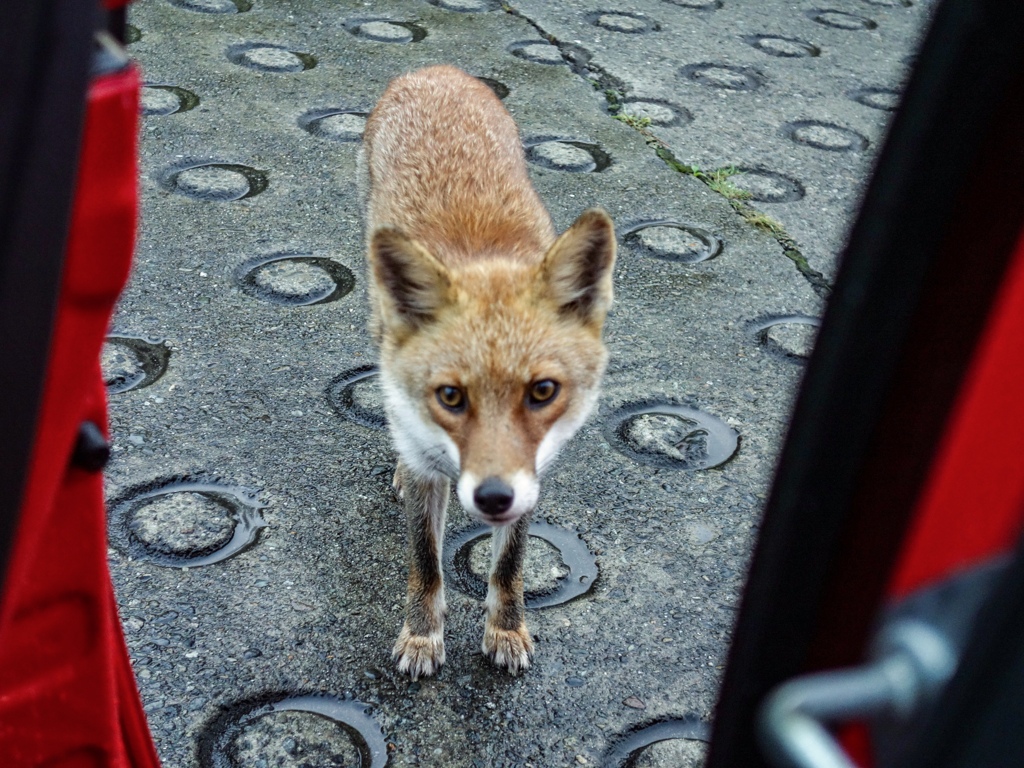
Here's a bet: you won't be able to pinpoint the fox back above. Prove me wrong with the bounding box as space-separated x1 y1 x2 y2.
363 64 616 525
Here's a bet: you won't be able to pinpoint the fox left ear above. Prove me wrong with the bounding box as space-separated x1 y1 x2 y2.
541 208 616 328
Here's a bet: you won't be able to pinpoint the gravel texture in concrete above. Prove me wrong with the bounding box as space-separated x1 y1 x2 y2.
109 1 932 765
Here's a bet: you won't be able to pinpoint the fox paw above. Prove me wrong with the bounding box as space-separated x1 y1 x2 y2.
482 623 534 675
392 625 445 680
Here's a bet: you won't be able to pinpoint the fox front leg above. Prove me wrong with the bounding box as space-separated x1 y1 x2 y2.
392 461 449 679
482 514 534 674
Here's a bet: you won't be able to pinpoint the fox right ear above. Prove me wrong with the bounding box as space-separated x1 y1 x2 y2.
541 208 616 329
370 227 452 334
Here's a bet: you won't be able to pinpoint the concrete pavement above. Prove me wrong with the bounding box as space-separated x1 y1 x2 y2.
107 1 933 765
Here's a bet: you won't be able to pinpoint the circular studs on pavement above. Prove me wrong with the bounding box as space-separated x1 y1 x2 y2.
427 0 499 11
236 254 355 306
326 366 388 431
805 9 878 30
167 0 250 13
782 120 869 152
299 109 369 142
476 76 511 99
621 221 722 264
662 0 722 8
617 100 691 127
227 43 316 73
446 520 599 609
744 35 820 58
602 716 710 768
141 84 200 116
606 402 739 470
525 138 611 173
509 40 566 65
108 478 267 568
587 12 660 34
725 168 805 203
163 162 269 201
200 694 388 768
679 63 765 91
848 86 901 112
751 314 821 359
102 335 171 394
345 19 428 43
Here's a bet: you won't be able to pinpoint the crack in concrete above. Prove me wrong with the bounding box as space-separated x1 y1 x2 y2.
502 2 833 299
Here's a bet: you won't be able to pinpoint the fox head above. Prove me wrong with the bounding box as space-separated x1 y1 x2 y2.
369 209 616 526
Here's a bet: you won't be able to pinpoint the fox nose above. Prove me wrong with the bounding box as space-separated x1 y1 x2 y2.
474 477 514 517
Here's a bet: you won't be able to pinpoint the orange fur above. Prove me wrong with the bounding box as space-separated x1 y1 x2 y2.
363 65 615 676
364 65 556 268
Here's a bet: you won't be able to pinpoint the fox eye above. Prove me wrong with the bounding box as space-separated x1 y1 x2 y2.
527 379 560 407
436 385 467 413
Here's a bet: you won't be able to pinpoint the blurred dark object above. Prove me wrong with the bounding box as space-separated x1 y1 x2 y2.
707 0 1024 766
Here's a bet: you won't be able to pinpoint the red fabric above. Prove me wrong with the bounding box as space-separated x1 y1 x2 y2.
838 724 873 768
0 64 160 767
888 227 1024 599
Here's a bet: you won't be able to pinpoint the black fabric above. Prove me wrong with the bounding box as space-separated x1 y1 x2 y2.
706 1 1024 766
0 0 96 598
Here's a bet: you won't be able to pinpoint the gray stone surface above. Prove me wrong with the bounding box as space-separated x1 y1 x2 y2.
511 0 936 281
633 738 707 768
111 0 931 765
128 492 235 555
251 260 336 300
232 710 362 767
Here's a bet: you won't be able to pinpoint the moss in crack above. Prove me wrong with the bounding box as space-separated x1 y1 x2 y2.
652 147 748 199
652 132 830 296
705 167 752 201
613 112 652 131
726 199 831 295
730 202 779 231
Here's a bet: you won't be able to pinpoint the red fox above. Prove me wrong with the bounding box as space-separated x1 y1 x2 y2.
362 65 616 678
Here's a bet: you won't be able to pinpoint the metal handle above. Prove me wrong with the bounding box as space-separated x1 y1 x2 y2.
758 619 958 768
